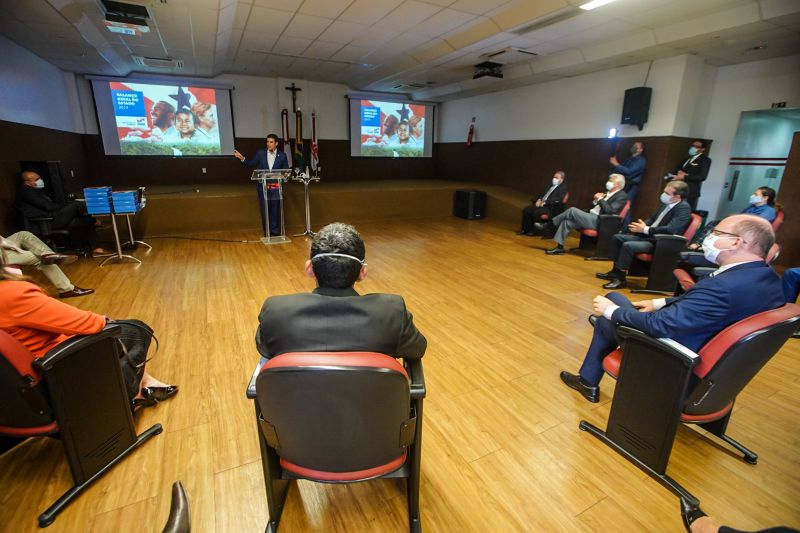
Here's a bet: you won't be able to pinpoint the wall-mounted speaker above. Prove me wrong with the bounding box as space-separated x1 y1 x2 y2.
621 87 652 130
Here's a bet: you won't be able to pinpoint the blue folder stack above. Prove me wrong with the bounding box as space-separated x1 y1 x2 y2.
83 187 112 215
111 190 140 214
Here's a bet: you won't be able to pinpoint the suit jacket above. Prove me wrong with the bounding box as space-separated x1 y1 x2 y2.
592 189 628 215
676 153 711 200
241 149 289 171
613 155 647 187
644 200 692 237
612 261 785 352
256 286 427 360
534 181 568 207
16 186 63 218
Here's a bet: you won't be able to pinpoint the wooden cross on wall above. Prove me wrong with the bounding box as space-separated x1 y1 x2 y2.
285 82 302 113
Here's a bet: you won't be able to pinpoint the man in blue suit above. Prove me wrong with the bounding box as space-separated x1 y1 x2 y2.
561 214 785 402
235 133 290 237
611 141 647 226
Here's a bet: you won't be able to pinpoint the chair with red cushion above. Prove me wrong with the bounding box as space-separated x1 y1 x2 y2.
0 325 162 527
248 352 425 533
578 200 631 259
771 210 784 232
579 303 800 503
628 212 703 294
539 191 570 222
672 243 781 293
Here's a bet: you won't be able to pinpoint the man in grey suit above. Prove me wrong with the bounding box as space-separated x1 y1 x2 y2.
537 174 628 255
256 222 426 360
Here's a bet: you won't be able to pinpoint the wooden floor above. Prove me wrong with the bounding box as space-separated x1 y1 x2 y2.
2 217 798 532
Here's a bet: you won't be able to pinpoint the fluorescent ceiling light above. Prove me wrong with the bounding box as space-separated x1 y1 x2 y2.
580 0 617 10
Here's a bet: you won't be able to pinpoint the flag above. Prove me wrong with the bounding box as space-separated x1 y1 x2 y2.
294 109 305 170
466 116 476 147
281 108 293 168
310 111 319 173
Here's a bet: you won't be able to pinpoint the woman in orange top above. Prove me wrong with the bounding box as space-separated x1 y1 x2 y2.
0 249 177 410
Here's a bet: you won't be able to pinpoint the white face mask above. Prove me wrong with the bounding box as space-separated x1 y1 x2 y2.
660 192 674 204
552 178 560 186
605 181 614 191
34 178 45 189
701 233 734 265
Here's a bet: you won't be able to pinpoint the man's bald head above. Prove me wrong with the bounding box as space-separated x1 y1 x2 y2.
715 214 775 259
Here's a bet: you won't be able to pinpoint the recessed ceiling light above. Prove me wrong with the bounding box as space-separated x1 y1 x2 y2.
579 0 618 10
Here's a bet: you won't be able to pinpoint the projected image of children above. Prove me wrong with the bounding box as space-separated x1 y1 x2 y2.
361 101 425 157
111 82 222 156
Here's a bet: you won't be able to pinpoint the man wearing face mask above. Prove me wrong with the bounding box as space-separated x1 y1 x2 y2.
610 141 646 225
538 174 627 255
560 214 784 403
517 171 569 236
596 180 692 289
666 139 711 210
234 133 289 237
16 171 110 257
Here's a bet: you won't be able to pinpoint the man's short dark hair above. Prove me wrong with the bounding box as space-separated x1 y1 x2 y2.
667 180 689 199
266 133 280 142
310 223 365 289
693 139 707 149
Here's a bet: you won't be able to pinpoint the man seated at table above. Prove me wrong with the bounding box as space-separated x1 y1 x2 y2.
255 222 426 360
560 214 785 403
595 180 691 289
17 171 110 257
517 170 568 236
537 174 627 255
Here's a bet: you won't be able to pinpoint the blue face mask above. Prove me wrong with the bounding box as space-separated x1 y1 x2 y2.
688 147 699 156
749 194 763 205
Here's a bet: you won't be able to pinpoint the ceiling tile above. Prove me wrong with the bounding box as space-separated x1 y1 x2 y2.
349 26 401 48
302 40 345 59
338 0 403 25
413 8 477 38
240 30 280 51
253 0 303 8
283 14 333 40
375 1 444 32
245 6 294 34
450 0 513 15
272 35 313 55
298 0 353 19
318 20 369 44
330 44 371 63
552 19 631 48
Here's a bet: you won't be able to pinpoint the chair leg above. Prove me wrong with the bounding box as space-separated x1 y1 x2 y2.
695 414 758 465
37 423 162 528
579 421 699 504
256 404 290 532
407 400 423 533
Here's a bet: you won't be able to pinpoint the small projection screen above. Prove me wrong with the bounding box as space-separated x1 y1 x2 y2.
349 97 434 158
91 78 235 156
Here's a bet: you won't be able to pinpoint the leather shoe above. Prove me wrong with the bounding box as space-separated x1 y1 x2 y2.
679 497 706 533
595 270 617 280
545 246 564 255
142 385 179 402
559 371 599 403
533 222 549 232
59 286 94 298
131 397 157 413
40 253 78 266
91 250 114 258
603 278 627 289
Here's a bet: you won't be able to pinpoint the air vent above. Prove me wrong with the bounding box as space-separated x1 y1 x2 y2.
391 82 435 90
132 55 184 69
511 6 580 35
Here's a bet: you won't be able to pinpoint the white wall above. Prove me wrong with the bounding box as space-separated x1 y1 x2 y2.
438 55 695 142
697 54 800 214
0 34 85 133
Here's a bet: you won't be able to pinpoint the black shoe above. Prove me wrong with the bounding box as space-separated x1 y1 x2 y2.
131 397 157 413
559 371 599 403
545 246 565 255
533 222 549 232
603 278 627 289
679 498 706 533
595 270 617 281
515 230 527 235
142 385 179 402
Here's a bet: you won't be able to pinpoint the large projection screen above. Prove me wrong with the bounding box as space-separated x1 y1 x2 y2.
91 78 235 157
349 97 434 158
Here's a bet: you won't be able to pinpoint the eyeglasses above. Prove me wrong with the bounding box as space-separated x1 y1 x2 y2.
710 229 747 243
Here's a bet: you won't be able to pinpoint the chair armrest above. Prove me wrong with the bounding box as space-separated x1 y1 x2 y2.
615 326 699 369
33 324 122 372
406 359 426 399
597 214 623 234
246 357 268 399
692 267 716 281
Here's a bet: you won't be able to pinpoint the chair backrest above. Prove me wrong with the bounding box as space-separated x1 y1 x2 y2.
684 303 800 415
618 200 631 219
683 213 703 242
772 210 784 232
563 191 570 204
255 352 413 481
0 330 55 433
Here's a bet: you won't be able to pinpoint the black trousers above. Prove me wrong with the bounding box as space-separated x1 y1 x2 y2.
609 233 655 271
52 202 100 250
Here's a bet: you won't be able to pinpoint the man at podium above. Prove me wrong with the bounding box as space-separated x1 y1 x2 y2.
234 133 289 236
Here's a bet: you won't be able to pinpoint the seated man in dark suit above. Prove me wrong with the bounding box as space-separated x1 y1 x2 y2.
256 222 427 360
17 171 109 257
595 180 692 289
516 170 568 236
561 214 784 403
537 173 627 255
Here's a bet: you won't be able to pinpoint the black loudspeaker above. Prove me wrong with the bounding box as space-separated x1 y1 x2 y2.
453 190 486 220
621 87 652 130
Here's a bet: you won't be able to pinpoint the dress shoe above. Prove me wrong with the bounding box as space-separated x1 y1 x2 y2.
559 371 599 403
39 253 78 266
131 396 158 413
679 498 707 533
142 385 179 402
545 246 564 255
595 270 617 281
533 222 549 233
602 278 627 290
91 250 114 258
59 286 94 299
